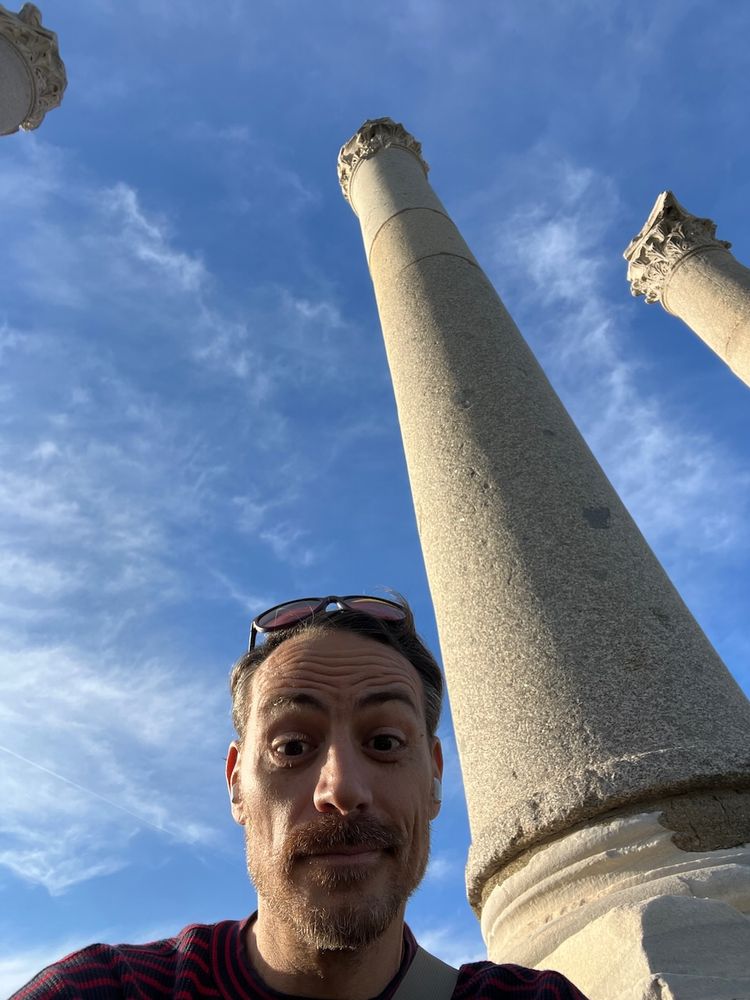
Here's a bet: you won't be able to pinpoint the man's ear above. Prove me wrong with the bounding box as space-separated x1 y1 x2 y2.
430 736 444 820
226 741 246 825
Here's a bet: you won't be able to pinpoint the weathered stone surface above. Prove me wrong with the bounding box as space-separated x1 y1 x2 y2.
658 788 750 853
548 895 750 1000
624 191 750 388
624 192 731 304
481 807 750 999
338 120 750 921
0 32 32 133
0 3 66 135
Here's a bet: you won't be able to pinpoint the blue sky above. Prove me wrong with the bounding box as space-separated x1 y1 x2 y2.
2 1 750 993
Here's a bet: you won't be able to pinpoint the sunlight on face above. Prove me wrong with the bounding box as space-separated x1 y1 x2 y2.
231 631 442 950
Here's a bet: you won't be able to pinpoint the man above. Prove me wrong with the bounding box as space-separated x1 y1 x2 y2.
14 595 589 1000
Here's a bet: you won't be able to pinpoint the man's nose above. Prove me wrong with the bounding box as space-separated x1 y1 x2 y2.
313 740 373 815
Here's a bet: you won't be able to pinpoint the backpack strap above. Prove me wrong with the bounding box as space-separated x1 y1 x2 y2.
392 946 460 1000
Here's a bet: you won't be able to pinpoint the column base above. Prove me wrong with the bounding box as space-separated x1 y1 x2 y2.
481 807 750 1000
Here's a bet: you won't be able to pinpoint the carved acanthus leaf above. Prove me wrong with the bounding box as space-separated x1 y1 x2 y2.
337 117 428 203
623 191 731 304
0 3 66 132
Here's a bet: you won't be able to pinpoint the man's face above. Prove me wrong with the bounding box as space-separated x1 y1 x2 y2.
225 630 442 951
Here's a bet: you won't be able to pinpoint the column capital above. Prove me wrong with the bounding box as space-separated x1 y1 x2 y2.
337 117 429 204
0 3 66 135
623 190 731 304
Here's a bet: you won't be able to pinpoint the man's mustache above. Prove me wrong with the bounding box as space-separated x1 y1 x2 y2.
284 815 405 863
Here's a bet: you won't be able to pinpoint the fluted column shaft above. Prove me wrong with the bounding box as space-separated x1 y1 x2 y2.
625 190 750 387
339 120 750 998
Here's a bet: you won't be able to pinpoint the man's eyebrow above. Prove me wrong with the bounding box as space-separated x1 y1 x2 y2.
355 690 420 715
262 693 326 715
259 690 420 715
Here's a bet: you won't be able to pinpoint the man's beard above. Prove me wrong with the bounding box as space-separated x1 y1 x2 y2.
246 812 429 951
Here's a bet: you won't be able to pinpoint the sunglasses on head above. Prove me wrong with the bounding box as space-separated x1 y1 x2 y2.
248 595 407 650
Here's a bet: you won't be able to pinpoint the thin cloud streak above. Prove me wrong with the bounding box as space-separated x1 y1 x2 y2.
0 744 172 837
0 641 224 893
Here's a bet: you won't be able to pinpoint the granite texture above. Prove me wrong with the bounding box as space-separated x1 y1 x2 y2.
340 121 750 910
664 248 750 387
0 32 32 134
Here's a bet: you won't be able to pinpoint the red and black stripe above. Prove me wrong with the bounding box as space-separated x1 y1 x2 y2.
11 917 588 999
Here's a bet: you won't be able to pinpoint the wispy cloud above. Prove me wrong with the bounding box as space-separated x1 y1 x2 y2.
476 151 750 569
425 852 461 883
0 136 366 601
410 921 486 968
180 120 320 216
101 183 208 294
0 640 225 894
0 940 84 998
0 136 368 895
211 568 271 616
259 525 320 569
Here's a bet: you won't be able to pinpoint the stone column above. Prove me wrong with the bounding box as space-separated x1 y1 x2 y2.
339 119 750 1000
0 3 66 136
625 190 750 388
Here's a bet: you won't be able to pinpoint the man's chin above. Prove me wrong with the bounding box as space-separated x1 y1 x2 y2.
287 895 403 952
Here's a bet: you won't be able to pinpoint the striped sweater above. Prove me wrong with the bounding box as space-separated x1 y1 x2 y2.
11 918 589 999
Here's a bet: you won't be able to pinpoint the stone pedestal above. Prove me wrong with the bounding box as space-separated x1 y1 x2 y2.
338 119 750 999
0 3 66 136
625 191 750 388
482 795 750 999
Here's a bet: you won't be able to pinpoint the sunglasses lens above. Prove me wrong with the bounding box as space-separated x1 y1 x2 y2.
256 599 322 630
344 598 406 620
253 596 407 641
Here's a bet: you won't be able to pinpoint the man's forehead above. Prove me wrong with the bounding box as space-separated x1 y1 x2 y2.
251 631 423 707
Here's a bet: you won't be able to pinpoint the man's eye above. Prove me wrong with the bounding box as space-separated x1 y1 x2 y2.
368 734 404 753
273 738 312 759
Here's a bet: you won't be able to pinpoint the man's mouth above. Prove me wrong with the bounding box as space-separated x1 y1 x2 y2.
284 815 404 875
302 846 383 866
302 844 391 868
307 844 381 855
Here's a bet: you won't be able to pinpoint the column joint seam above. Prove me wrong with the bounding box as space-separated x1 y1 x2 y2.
366 206 453 265
391 250 481 278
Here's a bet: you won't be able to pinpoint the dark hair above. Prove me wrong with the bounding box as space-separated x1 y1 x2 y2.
230 598 443 742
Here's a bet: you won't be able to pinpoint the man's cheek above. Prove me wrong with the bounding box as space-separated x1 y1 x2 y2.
263 799 296 847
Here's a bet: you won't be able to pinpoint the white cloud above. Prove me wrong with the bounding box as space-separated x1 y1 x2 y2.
0 393 206 626
0 133 376 897
425 852 460 883
0 549 79 598
259 524 320 569
0 321 26 362
0 640 225 894
100 183 208 295
211 568 270 616
0 940 82 998
411 922 486 968
0 139 361 601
